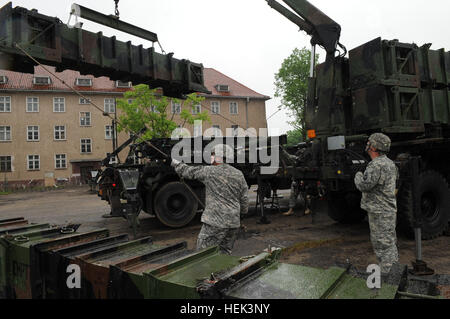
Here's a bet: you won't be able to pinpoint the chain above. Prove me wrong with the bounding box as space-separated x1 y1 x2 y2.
114 0 120 17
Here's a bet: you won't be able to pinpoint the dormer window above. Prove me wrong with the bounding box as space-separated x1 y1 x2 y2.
76 78 93 86
116 81 132 88
33 76 51 85
0 76 8 84
216 84 229 92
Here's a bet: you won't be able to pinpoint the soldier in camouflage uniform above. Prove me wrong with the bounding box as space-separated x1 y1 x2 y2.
172 144 249 255
280 148 311 216
354 133 399 273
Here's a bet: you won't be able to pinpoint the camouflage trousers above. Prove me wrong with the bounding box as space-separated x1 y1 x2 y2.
197 223 240 255
367 212 399 273
288 181 302 208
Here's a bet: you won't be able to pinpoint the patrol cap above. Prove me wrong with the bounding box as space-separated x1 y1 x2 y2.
212 144 234 163
368 133 391 153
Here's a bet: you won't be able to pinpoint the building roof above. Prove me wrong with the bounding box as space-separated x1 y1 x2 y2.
0 65 129 94
202 68 270 100
0 66 271 101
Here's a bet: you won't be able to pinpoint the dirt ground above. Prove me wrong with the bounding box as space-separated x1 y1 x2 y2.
1 186 450 277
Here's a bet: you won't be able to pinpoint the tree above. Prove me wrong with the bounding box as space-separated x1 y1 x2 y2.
116 84 210 140
274 47 318 142
286 128 304 147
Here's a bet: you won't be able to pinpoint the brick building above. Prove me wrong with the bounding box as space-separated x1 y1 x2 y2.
0 66 269 188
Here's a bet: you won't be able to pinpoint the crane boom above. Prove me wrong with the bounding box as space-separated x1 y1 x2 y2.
266 0 342 56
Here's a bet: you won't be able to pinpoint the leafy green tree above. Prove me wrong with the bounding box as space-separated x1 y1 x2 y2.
274 47 318 142
116 84 210 140
286 128 304 147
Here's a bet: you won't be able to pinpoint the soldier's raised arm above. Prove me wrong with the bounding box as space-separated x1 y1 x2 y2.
171 160 208 182
354 163 381 192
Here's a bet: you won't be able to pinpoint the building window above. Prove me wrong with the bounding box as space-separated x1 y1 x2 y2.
194 125 203 137
55 154 67 169
104 98 116 113
0 76 8 84
76 78 92 86
230 102 238 115
79 98 91 105
171 101 181 114
211 101 220 114
216 84 230 92
105 125 113 139
116 81 132 88
54 126 66 140
0 126 11 141
27 126 39 141
212 125 222 137
33 76 51 85
26 97 39 112
192 103 201 115
80 112 91 126
0 96 11 112
106 153 118 164
149 104 160 113
0 156 12 172
128 153 141 165
53 97 65 112
27 155 40 171
81 139 92 154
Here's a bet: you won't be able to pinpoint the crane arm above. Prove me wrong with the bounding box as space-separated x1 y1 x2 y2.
266 0 342 55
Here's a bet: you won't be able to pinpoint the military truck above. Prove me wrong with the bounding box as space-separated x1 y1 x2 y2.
97 1 450 239
267 0 450 239
97 134 290 228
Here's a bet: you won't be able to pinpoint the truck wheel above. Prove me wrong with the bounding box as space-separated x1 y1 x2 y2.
327 192 366 224
154 182 199 228
397 171 450 239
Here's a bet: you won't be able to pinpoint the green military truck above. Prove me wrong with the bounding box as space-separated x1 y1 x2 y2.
267 0 450 239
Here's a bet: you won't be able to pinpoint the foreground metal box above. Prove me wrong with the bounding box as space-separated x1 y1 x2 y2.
0 224 109 298
0 217 441 299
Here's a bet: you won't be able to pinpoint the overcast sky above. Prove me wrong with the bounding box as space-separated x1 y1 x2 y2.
5 0 450 135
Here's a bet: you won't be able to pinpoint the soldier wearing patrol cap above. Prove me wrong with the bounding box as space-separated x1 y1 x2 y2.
354 133 399 273
172 144 249 255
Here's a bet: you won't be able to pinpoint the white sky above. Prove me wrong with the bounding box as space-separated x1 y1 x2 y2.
4 0 450 135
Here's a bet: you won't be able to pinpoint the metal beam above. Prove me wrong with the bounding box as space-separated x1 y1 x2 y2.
71 3 158 43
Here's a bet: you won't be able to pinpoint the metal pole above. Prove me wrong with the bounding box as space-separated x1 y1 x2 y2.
310 44 316 78
414 228 422 261
411 157 421 260
112 119 116 152
410 156 434 276
113 99 118 152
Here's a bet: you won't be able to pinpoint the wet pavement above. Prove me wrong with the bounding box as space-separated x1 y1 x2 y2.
1 186 449 277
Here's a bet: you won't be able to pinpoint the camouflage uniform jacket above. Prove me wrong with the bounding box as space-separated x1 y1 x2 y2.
173 162 249 229
354 155 398 214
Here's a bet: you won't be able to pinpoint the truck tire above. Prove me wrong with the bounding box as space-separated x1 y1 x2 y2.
154 182 199 228
327 192 366 224
397 171 450 239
